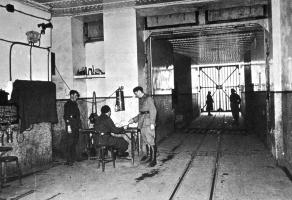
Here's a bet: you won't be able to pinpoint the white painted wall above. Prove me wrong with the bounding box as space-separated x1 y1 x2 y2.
52 7 139 124
85 42 106 98
102 7 139 124
0 0 51 95
72 17 87 97
85 41 104 71
51 17 76 99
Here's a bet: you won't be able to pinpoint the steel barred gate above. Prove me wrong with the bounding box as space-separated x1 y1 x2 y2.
199 65 240 112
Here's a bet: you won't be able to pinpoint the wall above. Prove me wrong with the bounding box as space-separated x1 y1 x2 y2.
174 53 193 127
136 13 147 90
245 92 267 139
0 0 53 175
152 40 173 68
51 8 140 157
51 16 89 158
153 95 174 141
241 28 267 133
151 39 175 139
51 17 74 99
0 0 51 90
279 1 292 170
51 17 87 99
103 7 139 124
271 0 292 173
7 123 52 175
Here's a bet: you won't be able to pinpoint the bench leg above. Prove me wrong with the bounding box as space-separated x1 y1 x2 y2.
3 162 7 185
0 161 2 190
16 160 22 185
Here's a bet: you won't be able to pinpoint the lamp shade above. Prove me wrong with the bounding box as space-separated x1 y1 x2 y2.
26 30 40 44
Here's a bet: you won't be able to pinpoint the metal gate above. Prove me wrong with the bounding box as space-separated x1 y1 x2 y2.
199 65 240 112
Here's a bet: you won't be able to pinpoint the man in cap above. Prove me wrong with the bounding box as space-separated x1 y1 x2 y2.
63 90 82 166
230 88 241 125
206 91 214 116
94 105 129 157
129 86 157 167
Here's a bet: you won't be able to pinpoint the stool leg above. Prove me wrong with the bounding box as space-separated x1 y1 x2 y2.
16 160 22 185
97 148 101 169
3 162 7 185
111 149 115 168
0 161 2 189
101 147 105 172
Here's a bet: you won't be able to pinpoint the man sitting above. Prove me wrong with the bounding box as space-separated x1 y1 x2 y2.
94 105 129 157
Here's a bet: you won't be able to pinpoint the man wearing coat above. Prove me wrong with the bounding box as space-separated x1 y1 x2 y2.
63 90 82 166
94 105 129 157
129 86 157 167
230 88 241 125
206 91 214 116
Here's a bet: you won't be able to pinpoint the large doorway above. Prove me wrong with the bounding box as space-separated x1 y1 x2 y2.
199 65 240 112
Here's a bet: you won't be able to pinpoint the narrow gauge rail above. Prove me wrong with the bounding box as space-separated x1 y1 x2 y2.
168 114 226 200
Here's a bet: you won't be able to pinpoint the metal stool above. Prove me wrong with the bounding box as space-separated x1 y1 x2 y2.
89 131 116 172
96 145 116 172
0 156 22 187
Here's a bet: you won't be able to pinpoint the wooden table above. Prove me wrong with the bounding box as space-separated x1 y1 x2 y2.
80 128 140 165
124 127 140 165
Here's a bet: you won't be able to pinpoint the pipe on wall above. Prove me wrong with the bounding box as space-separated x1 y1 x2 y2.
8 41 50 81
0 4 50 21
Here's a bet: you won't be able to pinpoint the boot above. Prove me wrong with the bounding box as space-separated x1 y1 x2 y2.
143 146 152 163
148 145 157 167
140 144 149 162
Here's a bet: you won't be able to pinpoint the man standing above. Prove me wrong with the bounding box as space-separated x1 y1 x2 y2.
63 90 82 166
129 86 157 167
230 88 241 124
94 105 129 157
206 91 214 116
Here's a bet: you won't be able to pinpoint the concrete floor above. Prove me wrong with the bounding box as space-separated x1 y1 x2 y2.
1 113 292 200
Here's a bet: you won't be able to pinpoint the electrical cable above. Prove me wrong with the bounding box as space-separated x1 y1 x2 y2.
54 65 118 104
0 4 50 21
54 66 71 91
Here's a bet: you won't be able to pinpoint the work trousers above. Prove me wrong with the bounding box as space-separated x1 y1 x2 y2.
98 135 128 153
231 104 240 122
65 130 79 163
141 126 156 146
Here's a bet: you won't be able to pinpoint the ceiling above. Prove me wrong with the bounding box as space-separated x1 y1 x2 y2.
26 0 267 65
26 0 269 17
151 22 264 64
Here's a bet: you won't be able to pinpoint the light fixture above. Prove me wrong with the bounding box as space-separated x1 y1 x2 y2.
26 30 41 45
115 86 125 112
37 22 53 34
6 4 14 12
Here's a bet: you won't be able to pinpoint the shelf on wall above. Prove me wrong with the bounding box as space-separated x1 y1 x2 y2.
74 74 105 79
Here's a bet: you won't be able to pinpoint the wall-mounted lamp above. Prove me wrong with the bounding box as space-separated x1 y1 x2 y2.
115 86 125 112
6 4 14 12
26 30 40 45
38 22 53 34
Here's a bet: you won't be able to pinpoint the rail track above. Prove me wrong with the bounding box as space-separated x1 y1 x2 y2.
168 114 226 200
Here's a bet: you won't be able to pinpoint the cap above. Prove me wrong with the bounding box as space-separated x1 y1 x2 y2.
101 105 111 114
69 90 80 97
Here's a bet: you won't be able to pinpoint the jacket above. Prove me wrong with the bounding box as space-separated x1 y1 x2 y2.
133 94 157 129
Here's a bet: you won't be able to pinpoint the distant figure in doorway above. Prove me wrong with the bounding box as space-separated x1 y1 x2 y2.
230 89 241 124
206 91 214 116
63 90 82 166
